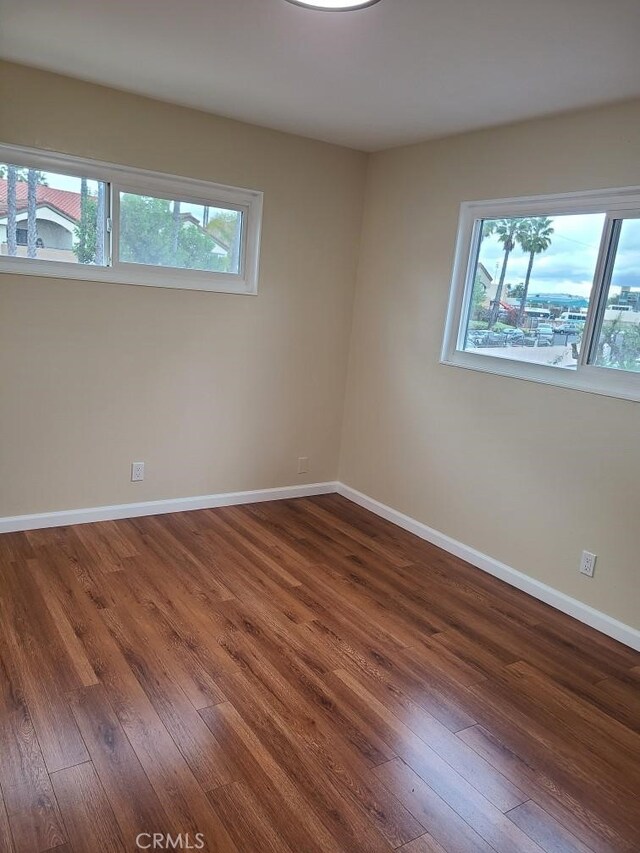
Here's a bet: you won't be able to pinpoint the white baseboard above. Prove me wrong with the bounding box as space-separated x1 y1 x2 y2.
0 481 338 534
336 483 640 652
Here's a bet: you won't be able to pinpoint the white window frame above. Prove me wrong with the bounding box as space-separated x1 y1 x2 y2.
0 143 263 294
441 186 640 403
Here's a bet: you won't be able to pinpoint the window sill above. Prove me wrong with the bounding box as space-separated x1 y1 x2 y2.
0 256 258 295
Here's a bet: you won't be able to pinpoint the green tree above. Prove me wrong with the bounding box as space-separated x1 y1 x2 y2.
483 218 529 328
73 178 97 264
470 272 487 321
73 195 97 263
507 283 525 299
594 317 640 372
206 210 237 247
71 192 233 270
118 194 228 271
206 209 242 271
516 217 554 326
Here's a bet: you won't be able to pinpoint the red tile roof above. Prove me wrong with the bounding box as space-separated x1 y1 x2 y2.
0 178 83 222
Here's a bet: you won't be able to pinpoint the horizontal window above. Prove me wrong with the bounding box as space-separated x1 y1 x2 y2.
442 188 640 402
0 143 262 294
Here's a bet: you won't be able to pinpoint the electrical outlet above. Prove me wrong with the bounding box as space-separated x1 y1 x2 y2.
297 456 309 475
579 550 597 577
131 461 145 482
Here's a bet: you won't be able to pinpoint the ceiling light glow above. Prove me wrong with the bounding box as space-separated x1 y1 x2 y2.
285 0 382 10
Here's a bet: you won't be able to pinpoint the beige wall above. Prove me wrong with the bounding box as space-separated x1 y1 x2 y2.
0 62 367 515
340 100 640 629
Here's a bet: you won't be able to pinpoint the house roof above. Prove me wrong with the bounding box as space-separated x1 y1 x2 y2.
0 178 84 222
477 262 493 283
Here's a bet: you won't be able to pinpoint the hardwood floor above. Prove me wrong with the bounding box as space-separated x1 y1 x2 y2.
0 493 638 852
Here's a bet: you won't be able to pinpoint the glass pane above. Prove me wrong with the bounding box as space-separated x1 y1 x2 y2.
118 192 242 274
462 213 604 369
591 218 640 373
0 163 107 265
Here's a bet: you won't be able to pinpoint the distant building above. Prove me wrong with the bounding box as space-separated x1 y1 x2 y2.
0 178 81 261
614 286 640 312
526 292 590 309
475 262 494 306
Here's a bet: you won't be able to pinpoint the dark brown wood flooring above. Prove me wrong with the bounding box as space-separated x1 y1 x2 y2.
0 494 638 853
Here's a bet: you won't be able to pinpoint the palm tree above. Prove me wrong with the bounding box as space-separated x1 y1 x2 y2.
484 218 529 328
6 164 17 256
27 169 38 258
516 217 554 326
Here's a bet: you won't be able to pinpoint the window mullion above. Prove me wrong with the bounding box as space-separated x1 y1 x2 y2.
581 216 621 367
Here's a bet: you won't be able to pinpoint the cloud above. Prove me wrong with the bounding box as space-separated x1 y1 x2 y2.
477 213 613 297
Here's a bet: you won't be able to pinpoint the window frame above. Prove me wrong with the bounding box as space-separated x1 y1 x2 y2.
441 186 640 403
0 143 263 294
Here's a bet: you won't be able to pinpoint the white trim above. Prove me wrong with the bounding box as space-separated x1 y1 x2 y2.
336 483 640 652
0 482 338 534
0 142 263 295
441 186 640 404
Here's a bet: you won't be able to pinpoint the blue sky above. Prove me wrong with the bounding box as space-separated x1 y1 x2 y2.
477 213 640 299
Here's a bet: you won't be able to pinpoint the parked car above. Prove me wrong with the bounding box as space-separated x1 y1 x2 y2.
536 324 555 346
485 331 508 347
466 330 488 347
555 321 583 335
502 328 525 345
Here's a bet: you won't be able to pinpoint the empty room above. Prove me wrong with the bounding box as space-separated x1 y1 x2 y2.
0 1 639 851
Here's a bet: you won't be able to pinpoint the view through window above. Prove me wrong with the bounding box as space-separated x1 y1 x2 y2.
1 162 107 265
463 213 605 370
592 217 640 373
118 192 243 274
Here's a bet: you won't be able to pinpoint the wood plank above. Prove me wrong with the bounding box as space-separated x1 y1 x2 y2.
50 762 125 853
199 701 342 853
0 649 67 853
101 603 231 790
215 662 423 849
207 674 406 851
375 759 494 853
334 668 543 852
207 781 297 853
0 787 15 853
0 558 89 773
466 669 640 830
217 599 398 768
68 684 173 848
398 833 448 853
507 801 593 853
324 668 527 812
457 724 633 852
27 557 99 688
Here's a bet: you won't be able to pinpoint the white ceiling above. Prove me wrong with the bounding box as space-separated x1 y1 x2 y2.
1 0 639 151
